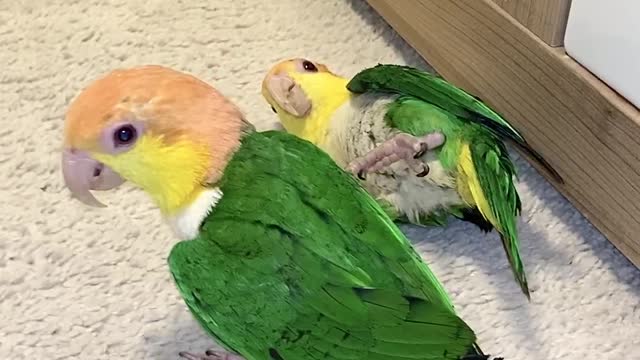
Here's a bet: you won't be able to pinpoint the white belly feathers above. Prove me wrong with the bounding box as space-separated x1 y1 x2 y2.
320 94 462 222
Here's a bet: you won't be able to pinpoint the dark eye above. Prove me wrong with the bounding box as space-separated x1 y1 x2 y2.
302 60 317 72
271 106 277 113
114 124 137 146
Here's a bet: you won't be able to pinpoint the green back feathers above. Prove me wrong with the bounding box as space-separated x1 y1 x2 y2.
168 131 483 360
347 64 563 183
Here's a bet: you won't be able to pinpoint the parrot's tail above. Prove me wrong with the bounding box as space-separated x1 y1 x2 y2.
462 343 504 360
499 233 530 300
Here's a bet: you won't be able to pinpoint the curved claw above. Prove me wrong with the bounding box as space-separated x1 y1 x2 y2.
416 164 430 177
412 142 427 159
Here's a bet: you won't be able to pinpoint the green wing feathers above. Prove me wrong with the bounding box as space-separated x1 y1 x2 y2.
168 131 485 360
466 136 529 298
347 64 563 183
280 286 477 360
350 64 538 296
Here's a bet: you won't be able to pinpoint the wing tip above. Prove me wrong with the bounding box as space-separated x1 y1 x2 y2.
498 233 531 299
518 143 565 185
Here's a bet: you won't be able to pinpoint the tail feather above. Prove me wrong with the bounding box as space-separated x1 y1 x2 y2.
458 141 530 298
499 234 530 300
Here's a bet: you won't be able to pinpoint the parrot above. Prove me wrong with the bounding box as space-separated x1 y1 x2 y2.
261 58 564 299
60 65 505 360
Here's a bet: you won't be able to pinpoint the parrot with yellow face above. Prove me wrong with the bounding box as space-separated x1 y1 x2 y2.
61 65 504 360
261 59 564 299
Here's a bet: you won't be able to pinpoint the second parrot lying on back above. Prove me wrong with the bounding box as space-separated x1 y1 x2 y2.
261 59 563 298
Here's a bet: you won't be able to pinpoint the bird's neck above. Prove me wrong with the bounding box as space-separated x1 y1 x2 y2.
281 78 352 145
165 186 223 240
151 124 253 215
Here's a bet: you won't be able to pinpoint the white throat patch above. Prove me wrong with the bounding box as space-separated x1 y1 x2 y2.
166 188 223 240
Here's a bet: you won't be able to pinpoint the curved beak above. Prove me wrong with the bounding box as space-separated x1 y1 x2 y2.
263 73 311 117
62 149 125 207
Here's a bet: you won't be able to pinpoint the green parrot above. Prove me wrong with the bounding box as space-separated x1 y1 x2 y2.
261 59 564 299
61 65 503 360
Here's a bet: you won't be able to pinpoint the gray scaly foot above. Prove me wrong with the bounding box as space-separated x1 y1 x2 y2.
346 132 445 180
179 348 245 360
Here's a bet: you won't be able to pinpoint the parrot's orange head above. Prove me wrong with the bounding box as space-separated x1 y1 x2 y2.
261 58 351 143
62 65 251 214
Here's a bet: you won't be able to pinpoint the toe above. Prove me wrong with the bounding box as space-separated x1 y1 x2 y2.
413 142 429 159
405 157 428 176
416 164 430 177
413 133 445 158
346 163 360 175
423 132 445 148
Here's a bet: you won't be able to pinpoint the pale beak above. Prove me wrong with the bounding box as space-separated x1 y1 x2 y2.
264 73 312 117
61 149 125 207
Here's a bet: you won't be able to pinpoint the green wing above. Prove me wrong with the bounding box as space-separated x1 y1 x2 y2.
383 97 530 296
347 64 559 297
468 134 528 297
168 131 487 360
347 64 562 183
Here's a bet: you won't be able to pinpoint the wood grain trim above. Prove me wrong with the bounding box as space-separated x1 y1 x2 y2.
492 0 571 46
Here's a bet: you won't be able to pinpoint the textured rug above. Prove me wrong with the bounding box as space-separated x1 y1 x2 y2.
1 1 638 359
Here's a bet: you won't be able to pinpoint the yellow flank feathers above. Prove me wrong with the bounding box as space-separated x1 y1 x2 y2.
92 134 211 214
273 72 351 146
457 143 498 227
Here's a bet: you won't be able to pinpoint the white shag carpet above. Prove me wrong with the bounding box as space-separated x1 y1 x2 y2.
1 1 638 359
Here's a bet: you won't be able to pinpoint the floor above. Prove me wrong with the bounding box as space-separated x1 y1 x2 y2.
1 0 638 359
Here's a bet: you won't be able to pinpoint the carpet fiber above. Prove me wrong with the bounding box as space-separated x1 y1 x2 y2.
1 1 638 359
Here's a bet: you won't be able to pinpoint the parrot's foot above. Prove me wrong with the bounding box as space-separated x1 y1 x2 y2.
346 132 445 180
179 349 244 360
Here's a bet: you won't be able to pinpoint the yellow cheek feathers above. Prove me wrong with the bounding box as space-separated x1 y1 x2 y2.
92 135 212 214
275 72 351 145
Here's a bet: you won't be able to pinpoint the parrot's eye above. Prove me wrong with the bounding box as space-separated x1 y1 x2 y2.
101 121 144 153
271 106 277 113
302 60 318 72
114 125 137 146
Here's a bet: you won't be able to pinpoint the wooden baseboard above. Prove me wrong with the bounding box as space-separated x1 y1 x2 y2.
367 0 640 267
491 0 571 46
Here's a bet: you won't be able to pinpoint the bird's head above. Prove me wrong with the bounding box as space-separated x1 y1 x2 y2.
261 58 351 142
62 65 251 214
